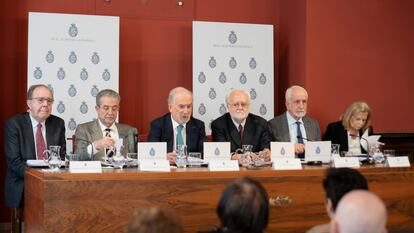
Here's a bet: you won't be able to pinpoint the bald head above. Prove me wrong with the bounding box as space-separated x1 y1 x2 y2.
331 190 387 233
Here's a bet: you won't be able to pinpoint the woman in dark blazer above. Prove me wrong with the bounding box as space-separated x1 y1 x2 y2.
323 101 372 154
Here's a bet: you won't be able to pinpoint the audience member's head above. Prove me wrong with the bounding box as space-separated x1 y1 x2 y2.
226 89 251 124
126 207 183 233
216 177 269 233
168 87 193 125
331 190 387 233
285 85 308 120
323 168 368 217
341 101 372 133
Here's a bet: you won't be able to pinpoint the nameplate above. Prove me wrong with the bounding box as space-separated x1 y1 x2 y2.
386 156 410 168
333 157 360 168
139 159 170 172
272 158 302 170
208 160 239 171
70 161 102 173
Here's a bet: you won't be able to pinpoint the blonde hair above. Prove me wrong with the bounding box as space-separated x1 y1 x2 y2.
342 101 372 132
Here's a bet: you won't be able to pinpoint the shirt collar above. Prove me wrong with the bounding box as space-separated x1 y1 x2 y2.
98 119 116 133
286 111 303 126
170 115 187 130
29 114 45 128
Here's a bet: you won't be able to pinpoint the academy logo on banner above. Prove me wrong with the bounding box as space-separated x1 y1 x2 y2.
192 21 274 134
28 12 119 153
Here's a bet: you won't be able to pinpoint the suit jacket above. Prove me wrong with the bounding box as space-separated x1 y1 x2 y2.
211 113 271 153
322 121 371 153
4 112 66 208
148 113 206 153
268 113 321 142
75 120 138 160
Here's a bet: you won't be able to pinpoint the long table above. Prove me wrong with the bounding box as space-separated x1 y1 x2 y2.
24 165 414 233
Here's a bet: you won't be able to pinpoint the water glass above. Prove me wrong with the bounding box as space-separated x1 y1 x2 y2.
188 152 202 167
383 149 396 157
65 154 79 168
44 145 62 171
175 145 188 168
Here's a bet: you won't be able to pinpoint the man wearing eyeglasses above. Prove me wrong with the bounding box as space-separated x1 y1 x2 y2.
4 84 66 229
75 89 137 160
211 89 271 159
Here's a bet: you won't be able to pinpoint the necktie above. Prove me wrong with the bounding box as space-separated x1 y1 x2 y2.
295 121 304 159
239 124 244 141
104 128 111 137
177 125 184 146
36 123 47 160
104 128 114 158
296 121 304 144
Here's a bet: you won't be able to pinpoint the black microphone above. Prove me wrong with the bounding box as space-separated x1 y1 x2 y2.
297 136 313 142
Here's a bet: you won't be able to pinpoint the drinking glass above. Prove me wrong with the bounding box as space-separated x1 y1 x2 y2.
126 153 138 167
188 152 202 167
383 149 396 157
65 153 79 168
175 144 188 168
44 145 62 171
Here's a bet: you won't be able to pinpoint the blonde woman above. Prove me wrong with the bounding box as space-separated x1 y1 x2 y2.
323 102 372 154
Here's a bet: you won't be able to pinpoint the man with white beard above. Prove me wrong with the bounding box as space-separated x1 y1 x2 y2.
211 89 271 161
268 85 321 158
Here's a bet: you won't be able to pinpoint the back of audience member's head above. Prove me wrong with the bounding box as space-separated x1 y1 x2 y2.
331 190 387 233
217 177 269 233
323 168 368 214
126 206 183 233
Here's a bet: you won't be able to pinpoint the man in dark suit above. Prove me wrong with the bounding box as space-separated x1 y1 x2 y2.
148 87 206 163
211 89 271 160
75 89 137 161
268 85 321 158
4 84 66 230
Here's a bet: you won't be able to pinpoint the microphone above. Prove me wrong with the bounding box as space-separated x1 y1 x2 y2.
297 136 313 142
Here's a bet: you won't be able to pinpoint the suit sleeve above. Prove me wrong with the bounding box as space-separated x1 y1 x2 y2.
211 120 227 142
259 122 271 150
126 127 138 153
147 120 162 142
4 119 26 179
314 120 322 141
197 122 206 153
74 125 90 158
58 119 66 159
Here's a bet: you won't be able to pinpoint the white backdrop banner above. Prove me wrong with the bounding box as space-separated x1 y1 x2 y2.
28 12 119 153
192 21 274 134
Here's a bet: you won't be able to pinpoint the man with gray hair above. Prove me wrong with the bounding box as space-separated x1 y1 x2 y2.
268 85 320 158
148 87 206 163
211 89 271 158
75 89 138 160
330 190 387 233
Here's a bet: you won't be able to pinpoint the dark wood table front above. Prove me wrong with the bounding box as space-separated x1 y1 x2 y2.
24 165 414 233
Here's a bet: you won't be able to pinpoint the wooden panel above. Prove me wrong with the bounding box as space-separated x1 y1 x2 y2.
24 166 414 233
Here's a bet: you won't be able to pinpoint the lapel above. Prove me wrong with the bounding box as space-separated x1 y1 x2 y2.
303 117 312 139
92 119 104 141
164 114 174 151
243 115 255 145
117 123 126 139
45 116 54 147
24 113 36 157
227 114 242 148
281 114 291 141
185 118 195 147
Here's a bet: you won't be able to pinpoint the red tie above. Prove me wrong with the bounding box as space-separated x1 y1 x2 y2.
36 123 47 160
239 124 244 141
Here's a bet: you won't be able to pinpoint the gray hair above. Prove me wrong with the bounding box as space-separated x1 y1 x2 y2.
27 84 53 100
285 85 308 103
96 89 120 106
167 87 193 105
225 89 251 105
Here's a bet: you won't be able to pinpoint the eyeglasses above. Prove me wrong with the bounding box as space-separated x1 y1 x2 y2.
30 97 54 104
99 105 120 112
229 102 249 108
